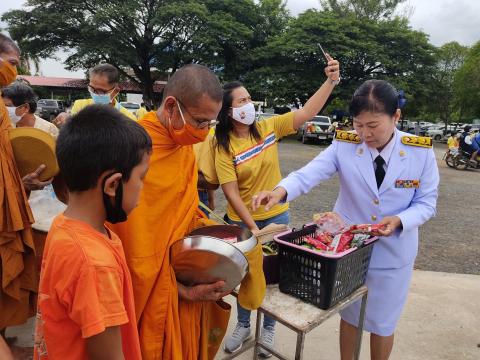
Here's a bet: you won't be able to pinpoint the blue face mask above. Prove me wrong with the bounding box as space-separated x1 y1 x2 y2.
90 91 113 105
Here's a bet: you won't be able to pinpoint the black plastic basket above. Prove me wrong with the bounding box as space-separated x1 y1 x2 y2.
275 224 375 310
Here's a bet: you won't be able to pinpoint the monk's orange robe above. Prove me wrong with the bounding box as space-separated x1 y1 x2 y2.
111 112 229 359
0 96 37 329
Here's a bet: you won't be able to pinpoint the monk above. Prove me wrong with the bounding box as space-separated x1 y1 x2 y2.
0 34 38 340
111 64 241 359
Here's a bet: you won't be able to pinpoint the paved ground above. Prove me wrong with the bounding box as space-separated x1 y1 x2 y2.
214 137 480 275
215 270 480 360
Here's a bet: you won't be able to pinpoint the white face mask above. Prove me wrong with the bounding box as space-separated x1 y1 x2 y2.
7 105 26 125
231 102 256 125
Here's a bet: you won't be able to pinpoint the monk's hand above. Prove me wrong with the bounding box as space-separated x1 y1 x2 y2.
187 280 228 302
22 164 52 191
377 216 402 237
252 187 287 212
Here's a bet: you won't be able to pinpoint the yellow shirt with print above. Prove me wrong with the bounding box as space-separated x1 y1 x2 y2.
70 99 137 121
215 112 295 222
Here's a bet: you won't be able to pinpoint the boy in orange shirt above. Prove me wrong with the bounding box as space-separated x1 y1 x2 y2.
34 104 152 359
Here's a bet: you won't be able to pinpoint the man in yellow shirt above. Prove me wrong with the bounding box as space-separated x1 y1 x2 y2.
68 63 136 121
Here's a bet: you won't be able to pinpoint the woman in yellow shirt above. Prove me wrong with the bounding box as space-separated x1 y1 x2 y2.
216 56 340 356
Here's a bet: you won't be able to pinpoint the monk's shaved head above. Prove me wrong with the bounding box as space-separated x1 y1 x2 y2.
162 64 222 107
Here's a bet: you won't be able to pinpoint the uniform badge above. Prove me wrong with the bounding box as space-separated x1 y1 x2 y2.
357 148 364 155
335 130 361 144
401 136 432 148
395 179 420 188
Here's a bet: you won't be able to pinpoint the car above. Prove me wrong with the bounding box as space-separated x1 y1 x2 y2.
120 102 141 116
426 125 460 141
36 99 65 121
396 120 414 132
297 115 333 144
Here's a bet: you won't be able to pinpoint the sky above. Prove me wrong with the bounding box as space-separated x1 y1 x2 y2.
1 0 479 78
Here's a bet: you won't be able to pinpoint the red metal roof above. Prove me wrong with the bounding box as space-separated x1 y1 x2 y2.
17 75 165 93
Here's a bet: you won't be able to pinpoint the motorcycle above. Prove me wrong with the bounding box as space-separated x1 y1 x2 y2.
444 148 480 170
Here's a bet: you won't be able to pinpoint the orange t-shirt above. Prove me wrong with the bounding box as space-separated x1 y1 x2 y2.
33 215 141 360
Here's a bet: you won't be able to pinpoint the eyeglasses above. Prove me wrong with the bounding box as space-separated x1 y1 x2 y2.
176 99 218 129
88 85 116 95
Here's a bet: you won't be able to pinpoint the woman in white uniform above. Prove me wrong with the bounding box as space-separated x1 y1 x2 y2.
252 79 439 360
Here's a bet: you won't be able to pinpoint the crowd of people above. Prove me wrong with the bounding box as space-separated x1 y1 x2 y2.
0 29 441 360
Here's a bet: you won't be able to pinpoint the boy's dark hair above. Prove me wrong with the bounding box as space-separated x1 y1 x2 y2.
89 63 119 85
349 80 399 117
56 104 152 192
162 64 222 107
215 81 261 154
0 33 20 55
1 82 38 113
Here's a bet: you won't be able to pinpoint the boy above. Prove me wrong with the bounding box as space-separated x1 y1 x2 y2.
34 105 152 359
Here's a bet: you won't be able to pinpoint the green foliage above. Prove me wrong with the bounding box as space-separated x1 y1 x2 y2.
2 0 476 121
3 0 282 106
244 10 436 114
454 41 480 119
320 0 406 20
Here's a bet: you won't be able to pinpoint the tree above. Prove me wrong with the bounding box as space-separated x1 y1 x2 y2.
243 10 436 114
454 41 480 120
2 0 286 106
425 42 469 125
319 0 406 20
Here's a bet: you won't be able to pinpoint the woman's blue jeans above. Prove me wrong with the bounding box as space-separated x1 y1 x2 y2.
226 210 290 329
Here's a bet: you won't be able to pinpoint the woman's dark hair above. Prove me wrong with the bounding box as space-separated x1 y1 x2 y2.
215 81 261 154
349 80 399 117
56 104 152 192
1 82 38 113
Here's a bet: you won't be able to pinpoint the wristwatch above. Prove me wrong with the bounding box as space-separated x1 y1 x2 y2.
330 77 341 86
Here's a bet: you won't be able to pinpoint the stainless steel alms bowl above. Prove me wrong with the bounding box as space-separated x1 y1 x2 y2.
189 225 257 253
171 235 249 293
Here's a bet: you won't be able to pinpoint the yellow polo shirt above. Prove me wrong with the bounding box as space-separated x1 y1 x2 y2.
70 99 137 121
215 112 295 221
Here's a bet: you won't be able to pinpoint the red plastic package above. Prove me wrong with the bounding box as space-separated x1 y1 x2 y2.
305 236 329 251
335 231 354 253
315 232 333 245
349 223 386 236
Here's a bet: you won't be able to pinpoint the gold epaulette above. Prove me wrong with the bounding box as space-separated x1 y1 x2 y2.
401 136 432 148
335 130 361 144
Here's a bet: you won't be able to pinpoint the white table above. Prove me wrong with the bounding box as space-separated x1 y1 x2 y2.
221 285 368 360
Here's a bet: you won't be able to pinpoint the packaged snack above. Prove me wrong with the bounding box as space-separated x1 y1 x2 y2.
313 212 345 233
349 223 387 236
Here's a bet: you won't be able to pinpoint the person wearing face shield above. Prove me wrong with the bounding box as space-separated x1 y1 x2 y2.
216 56 340 357
0 33 39 350
54 63 136 127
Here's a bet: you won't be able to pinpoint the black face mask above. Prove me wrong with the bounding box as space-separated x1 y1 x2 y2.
102 173 127 224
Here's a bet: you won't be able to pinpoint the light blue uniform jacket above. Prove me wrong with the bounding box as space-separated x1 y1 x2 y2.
278 130 439 269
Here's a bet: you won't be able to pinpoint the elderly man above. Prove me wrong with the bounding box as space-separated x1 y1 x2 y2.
111 64 263 359
1 82 59 138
